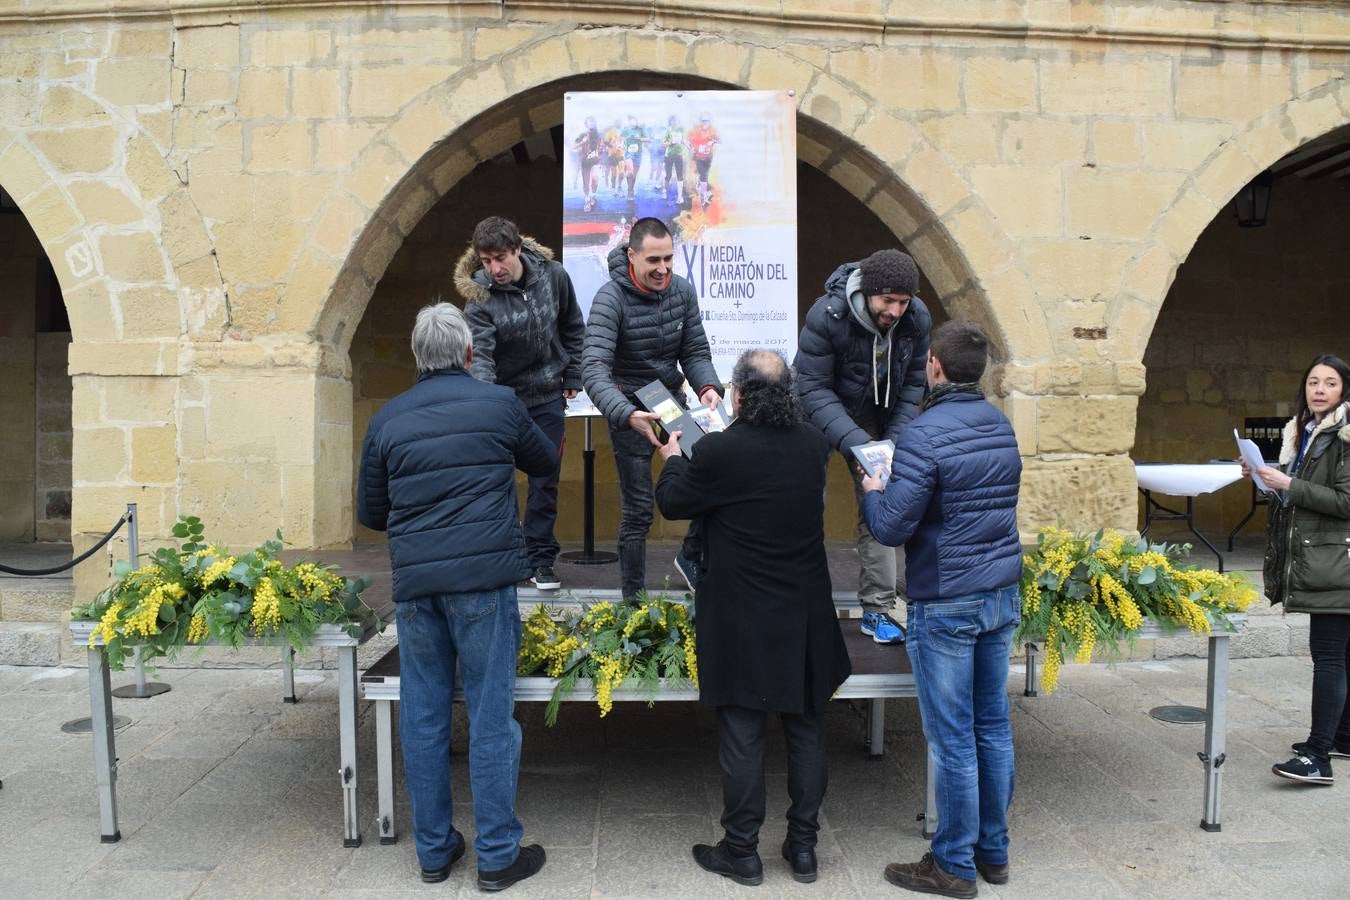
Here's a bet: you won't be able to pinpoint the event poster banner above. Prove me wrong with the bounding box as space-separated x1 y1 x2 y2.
562 90 798 409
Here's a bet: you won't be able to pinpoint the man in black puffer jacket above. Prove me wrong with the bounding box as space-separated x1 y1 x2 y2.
582 216 723 599
794 249 932 644
456 216 586 592
358 302 555 892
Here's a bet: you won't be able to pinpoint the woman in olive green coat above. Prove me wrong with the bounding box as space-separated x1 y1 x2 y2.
1246 353 1350 786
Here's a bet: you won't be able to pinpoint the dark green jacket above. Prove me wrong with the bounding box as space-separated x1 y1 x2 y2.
1264 401 1350 614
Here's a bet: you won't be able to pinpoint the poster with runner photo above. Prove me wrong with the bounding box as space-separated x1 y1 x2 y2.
562 90 798 388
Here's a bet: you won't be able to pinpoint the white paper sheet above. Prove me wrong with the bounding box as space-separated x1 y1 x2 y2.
1234 429 1273 493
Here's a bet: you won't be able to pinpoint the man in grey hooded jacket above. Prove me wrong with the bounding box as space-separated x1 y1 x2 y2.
793 249 932 643
456 216 586 592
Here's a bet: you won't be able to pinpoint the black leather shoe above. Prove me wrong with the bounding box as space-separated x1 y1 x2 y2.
477 843 546 892
420 830 466 883
975 858 1010 884
781 839 818 883
692 841 763 886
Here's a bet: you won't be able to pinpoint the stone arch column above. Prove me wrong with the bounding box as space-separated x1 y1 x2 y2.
295 33 1049 545
1 95 224 615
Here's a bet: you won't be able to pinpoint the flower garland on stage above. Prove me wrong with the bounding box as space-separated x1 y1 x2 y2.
1018 527 1258 693
517 594 698 725
72 516 377 671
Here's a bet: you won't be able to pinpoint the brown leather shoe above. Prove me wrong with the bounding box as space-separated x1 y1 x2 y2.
883 852 977 898
974 859 1009 885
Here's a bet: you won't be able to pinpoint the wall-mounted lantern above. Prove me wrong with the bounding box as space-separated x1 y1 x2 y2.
1234 170 1274 227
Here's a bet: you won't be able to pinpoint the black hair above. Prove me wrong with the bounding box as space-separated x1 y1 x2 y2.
732 350 801 428
1294 353 1350 432
471 216 522 255
929 320 990 384
628 217 671 252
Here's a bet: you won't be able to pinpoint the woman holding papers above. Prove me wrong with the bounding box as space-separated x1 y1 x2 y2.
1245 353 1350 786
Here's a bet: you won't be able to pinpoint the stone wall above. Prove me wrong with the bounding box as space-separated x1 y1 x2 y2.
0 0 1341 658
1136 177 1350 532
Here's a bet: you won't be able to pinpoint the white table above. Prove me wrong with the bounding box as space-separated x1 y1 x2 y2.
1023 613 1246 832
70 619 386 847
1134 463 1244 571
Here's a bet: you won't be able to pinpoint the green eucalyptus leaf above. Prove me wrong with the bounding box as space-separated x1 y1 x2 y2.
1138 565 1157 585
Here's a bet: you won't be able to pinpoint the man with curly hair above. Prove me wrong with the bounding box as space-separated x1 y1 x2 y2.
655 349 851 887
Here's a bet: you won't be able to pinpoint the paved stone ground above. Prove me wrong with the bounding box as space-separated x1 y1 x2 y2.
3 651 1347 899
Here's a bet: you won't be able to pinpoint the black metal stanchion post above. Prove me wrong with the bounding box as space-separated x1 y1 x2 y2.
112 503 170 698
560 416 617 566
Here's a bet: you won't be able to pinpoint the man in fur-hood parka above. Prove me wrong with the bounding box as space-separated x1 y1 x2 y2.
454 216 586 591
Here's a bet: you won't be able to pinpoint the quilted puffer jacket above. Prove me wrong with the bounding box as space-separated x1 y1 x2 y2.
357 368 556 603
861 385 1023 601
454 237 585 409
581 244 722 430
794 262 931 454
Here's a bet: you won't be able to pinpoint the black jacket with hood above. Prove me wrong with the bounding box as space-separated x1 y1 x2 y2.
794 262 932 453
581 244 722 430
454 237 586 409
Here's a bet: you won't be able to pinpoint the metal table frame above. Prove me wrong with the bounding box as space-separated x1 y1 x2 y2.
69 620 383 847
360 657 935 846
1139 491 1227 572
1022 613 1246 832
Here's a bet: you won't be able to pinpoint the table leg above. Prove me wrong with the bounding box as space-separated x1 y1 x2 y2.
923 741 937 839
1024 642 1039 697
867 698 885 757
375 699 397 844
337 647 362 847
1185 498 1226 573
1200 633 1230 832
1227 481 1261 552
282 646 297 704
87 647 120 842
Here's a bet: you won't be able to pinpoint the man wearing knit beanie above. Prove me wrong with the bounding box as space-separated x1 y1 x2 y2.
793 248 932 644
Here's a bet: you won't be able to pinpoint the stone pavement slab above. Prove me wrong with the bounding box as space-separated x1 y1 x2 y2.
2 652 1348 899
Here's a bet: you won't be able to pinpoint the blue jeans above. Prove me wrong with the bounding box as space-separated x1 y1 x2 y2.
395 586 524 872
609 422 657 599
906 584 1020 882
523 399 565 569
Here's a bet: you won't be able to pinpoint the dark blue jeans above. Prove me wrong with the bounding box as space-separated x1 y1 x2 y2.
523 399 565 570
1308 613 1350 757
718 705 828 855
395 586 524 872
906 584 1020 882
609 422 657 599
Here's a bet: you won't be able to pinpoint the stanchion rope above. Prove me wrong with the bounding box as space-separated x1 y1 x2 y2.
0 511 132 576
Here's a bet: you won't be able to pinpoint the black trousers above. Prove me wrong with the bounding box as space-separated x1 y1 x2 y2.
1307 613 1350 757
717 705 827 855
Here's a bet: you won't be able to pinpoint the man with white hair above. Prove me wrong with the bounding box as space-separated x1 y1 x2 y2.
358 302 555 892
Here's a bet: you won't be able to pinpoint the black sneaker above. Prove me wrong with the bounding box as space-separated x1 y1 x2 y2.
1292 740 1350 760
1272 753 1333 785
477 844 546 892
530 567 561 591
673 550 698 594
420 830 466 882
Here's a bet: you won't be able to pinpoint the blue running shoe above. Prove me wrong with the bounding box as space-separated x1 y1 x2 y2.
673 550 699 594
861 611 905 644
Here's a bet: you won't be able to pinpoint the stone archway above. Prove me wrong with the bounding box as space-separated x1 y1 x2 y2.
303 58 1037 545
1116 78 1350 362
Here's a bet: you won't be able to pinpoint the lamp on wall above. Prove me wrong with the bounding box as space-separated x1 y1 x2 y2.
0 185 19 214
1234 170 1273 228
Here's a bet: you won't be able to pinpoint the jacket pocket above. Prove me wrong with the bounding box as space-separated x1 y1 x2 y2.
1291 531 1350 593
